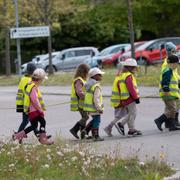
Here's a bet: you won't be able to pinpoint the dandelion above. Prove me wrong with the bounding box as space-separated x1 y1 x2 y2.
71 156 78 162
46 149 51 153
139 161 145 166
57 151 63 156
159 152 166 159
43 164 50 168
7 152 11 156
9 163 15 168
58 163 63 167
79 151 85 157
47 154 51 160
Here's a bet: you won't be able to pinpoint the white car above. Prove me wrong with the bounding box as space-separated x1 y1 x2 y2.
21 47 99 73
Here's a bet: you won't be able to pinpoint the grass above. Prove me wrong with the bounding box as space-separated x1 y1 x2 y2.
0 140 174 180
0 65 162 87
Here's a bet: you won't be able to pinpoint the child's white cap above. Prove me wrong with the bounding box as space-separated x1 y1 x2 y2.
121 58 138 67
89 67 105 78
32 68 48 80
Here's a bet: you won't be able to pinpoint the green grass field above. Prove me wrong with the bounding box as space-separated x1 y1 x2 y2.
0 65 162 87
0 141 174 180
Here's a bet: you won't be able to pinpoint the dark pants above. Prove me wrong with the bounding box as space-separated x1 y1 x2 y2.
18 112 29 132
24 116 46 135
92 115 101 129
78 108 89 127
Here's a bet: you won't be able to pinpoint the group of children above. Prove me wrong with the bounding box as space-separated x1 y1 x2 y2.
70 58 142 141
13 41 180 144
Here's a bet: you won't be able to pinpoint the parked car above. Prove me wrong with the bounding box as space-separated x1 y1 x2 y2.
21 52 60 74
120 37 180 65
91 44 131 67
21 47 99 73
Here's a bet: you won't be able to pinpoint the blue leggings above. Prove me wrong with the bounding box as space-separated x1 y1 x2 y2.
92 115 101 129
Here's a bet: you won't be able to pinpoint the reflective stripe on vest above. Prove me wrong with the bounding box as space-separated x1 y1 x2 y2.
159 68 180 98
119 72 139 100
70 77 86 111
23 83 46 113
16 76 31 112
110 76 121 107
83 83 104 112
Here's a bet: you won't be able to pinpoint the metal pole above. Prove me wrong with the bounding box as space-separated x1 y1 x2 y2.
14 0 21 76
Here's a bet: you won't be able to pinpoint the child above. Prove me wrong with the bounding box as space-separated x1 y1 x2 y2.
104 63 127 136
109 58 141 136
154 55 180 131
70 64 90 139
16 62 37 134
162 42 180 127
13 68 53 145
83 67 105 141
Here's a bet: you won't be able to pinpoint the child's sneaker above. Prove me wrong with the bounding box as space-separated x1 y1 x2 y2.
104 126 112 137
128 129 142 137
115 122 125 135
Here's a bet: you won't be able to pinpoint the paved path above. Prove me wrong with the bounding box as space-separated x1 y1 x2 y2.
0 85 159 97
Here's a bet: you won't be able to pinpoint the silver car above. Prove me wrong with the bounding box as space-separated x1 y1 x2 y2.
21 47 99 73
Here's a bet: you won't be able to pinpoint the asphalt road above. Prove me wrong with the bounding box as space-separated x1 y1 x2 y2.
1 90 180 169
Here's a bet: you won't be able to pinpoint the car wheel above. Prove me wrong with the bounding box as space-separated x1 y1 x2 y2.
45 66 57 73
137 58 148 65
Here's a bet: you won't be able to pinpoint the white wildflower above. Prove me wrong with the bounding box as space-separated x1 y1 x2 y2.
7 152 11 156
47 154 51 160
46 149 51 153
57 151 63 156
79 151 85 157
9 163 15 168
43 164 49 168
71 156 78 162
58 163 63 167
139 161 145 166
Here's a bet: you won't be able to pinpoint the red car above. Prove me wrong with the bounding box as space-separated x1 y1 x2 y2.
120 37 180 65
101 42 146 66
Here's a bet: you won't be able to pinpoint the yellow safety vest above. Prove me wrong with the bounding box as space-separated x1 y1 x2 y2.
162 58 180 79
110 76 121 107
70 77 86 111
23 82 46 113
119 72 139 100
16 76 31 112
83 83 104 112
159 67 180 99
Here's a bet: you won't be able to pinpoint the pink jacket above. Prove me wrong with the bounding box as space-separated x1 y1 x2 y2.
28 86 44 121
118 74 139 107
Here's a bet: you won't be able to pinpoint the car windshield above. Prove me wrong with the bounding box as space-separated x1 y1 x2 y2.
136 40 156 51
99 45 126 56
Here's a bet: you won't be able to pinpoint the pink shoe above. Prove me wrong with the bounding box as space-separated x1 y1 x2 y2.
39 133 54 145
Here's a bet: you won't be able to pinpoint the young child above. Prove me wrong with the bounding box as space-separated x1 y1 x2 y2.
162 42 180 127
109 58 141 136
83 67 105 141
104 63 127 136
70 64 90 139
154 55 180 131
16 62 36 133
13 68 54 145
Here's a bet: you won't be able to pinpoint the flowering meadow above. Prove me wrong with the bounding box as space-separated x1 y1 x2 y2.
0 139 174 180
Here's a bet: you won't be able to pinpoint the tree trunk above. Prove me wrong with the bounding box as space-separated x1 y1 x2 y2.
127 0 135 59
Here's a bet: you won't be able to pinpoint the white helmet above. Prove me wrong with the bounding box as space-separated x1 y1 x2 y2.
32 68 48 80
121 58 138 67
89 67 105 77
